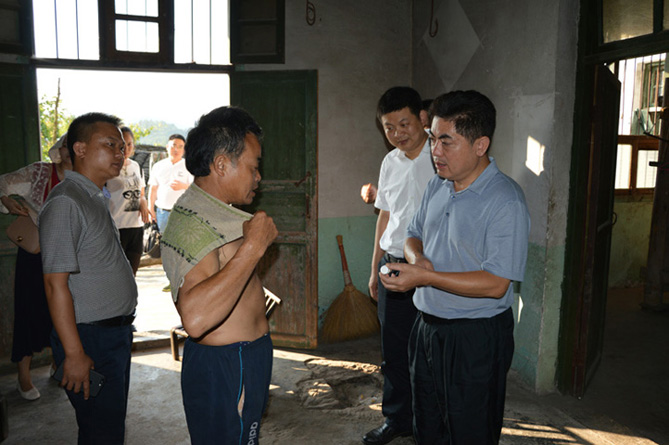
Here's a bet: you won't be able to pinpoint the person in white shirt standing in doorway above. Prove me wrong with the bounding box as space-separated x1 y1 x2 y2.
148 134 194 233
148 134 194 291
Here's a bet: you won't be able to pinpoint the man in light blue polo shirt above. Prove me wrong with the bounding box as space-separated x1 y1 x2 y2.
380 90 530 444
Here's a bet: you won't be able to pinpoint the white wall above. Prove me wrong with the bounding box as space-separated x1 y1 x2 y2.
411 0 579 392
242 0 412 219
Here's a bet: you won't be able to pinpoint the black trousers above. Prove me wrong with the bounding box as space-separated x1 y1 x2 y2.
51 324 133 445
11 248 52 363
376 255 418 431
409 308 514 445
118 227 144 275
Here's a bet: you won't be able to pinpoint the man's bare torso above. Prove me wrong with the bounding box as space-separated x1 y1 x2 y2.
183 238 269 346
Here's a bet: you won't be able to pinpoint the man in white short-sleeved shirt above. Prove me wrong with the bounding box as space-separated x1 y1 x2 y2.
148 134 194 232
363 87 434 445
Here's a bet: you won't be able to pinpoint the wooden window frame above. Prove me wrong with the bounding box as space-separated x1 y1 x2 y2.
229 0 285 64
98 0 173 64
616 134 658 196
0 0 33 56
590 0 669 64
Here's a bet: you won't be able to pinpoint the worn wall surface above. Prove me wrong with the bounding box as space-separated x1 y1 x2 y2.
241 0 412 317
0 236 16 359
609 198 653 287
411 0 579 392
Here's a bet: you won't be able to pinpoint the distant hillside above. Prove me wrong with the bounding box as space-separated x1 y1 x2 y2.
134 120 191 146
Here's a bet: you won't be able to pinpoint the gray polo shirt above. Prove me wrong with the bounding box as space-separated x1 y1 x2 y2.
39 170 137 324
407 158 530 319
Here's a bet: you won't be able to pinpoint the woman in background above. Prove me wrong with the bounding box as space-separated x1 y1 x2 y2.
0 136 72 400
107 126 150 275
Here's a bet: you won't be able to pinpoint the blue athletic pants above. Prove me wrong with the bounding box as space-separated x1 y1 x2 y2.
181 334 273 445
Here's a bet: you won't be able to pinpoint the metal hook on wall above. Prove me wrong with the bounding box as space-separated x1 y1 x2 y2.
306 0 316 26
429 0 439 37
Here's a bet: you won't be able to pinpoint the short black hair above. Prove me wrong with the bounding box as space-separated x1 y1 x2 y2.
168 134 186 144
185 106 263 177
377 87 423 121
120 126 134 140
66 112 122 166
429 90 496 144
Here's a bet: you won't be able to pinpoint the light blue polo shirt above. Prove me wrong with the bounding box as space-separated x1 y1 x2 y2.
407 157 530 319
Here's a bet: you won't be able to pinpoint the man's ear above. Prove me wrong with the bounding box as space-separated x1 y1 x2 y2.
419 109 429 128
72 141 86 160
474 136 490 157
213 154 229 176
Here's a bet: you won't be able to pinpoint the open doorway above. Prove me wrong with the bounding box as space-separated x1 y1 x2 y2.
608 53 665 289
577 53 669 443
32 0 233 337
35 68 231 336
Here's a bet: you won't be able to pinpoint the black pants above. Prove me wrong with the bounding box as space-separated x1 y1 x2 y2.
11 248 52 362
409 308 514 444
118 227 144 275
377 254 418 431
51 324 133 445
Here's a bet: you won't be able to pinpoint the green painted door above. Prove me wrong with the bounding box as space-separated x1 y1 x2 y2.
0 62 41 358
231 70 318 348
0 63 40 173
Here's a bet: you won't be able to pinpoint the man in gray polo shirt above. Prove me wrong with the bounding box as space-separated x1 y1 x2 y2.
40 112 137 444
380 91 530 444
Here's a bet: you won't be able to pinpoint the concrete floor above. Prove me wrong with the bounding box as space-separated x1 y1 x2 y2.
0 266 667 444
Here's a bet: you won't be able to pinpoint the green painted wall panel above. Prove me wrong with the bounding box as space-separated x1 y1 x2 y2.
0 237 17 359
317 215 377 322
317 219 562 394
512 242 546 386
608 199 652 287
511 242 566 393
0 62 40 361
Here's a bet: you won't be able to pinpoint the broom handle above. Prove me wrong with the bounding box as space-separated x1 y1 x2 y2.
336 235 353 286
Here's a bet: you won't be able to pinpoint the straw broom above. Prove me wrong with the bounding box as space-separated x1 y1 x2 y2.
321 235 380 343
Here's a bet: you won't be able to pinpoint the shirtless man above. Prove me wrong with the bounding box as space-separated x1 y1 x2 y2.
160 106 277 445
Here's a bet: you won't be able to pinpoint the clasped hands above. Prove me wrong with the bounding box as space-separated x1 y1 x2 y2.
379 256 434 292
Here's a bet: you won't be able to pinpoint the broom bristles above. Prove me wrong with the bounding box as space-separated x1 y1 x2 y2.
321 284 379 343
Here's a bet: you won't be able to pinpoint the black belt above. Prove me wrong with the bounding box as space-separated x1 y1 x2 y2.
420 308 511 325
420 312 459 325
383 253 407 264
83 313 136 327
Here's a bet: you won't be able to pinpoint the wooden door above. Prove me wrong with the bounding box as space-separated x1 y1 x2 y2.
572 65 621 397
231 70 318 348
0 62 41 358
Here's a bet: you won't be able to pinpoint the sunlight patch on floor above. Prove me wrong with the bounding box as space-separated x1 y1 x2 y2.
564 426 659 445
502 425 576 442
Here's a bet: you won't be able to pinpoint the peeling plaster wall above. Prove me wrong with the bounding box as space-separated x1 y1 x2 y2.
241 0 412 316
411 0 579 393
609 198 653 287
